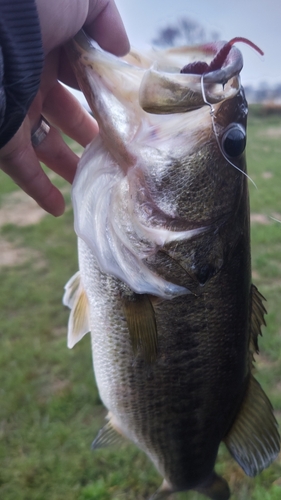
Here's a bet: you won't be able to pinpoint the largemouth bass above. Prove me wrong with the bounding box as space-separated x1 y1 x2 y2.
64 31 280 500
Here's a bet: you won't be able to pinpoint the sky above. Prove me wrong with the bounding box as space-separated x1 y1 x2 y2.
115 0 281 88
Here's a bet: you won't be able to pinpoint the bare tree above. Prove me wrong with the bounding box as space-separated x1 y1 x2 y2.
152 17 220 48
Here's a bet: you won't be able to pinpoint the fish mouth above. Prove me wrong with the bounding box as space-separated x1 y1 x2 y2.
68 31 243 116
139 37 262 115
138 41 244 115
68 32 262 119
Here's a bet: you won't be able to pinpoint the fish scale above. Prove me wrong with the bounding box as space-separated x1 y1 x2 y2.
64 31 280 499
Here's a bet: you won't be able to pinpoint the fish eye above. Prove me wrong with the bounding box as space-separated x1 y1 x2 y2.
221 124 246 158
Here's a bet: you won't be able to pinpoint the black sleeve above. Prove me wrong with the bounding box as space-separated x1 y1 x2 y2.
0 0 44 149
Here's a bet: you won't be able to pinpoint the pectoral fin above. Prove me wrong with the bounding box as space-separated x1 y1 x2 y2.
224 375 280 476
63 271 81 309
63 272 90 348
122 293 158 363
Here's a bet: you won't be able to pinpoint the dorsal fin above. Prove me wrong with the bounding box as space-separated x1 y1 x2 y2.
250 284 267 355
224 375 280 477
63 271 90 348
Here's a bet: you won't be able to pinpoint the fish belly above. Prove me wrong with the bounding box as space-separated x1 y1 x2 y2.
78 234 250 490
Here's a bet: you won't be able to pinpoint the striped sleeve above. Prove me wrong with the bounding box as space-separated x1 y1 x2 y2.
0 0 44 148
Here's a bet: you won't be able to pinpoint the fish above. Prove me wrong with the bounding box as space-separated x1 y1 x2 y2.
63 31 280 500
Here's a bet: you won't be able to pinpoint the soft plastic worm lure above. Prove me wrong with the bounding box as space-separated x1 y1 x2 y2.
180 37 264 75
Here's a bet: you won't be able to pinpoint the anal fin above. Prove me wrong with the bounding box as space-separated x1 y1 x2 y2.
122 293 158 363
224 375 280 476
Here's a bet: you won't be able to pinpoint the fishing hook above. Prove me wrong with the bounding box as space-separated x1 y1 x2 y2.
200 74 257 189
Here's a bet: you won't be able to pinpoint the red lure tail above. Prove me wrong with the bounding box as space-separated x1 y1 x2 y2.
180 37 264 75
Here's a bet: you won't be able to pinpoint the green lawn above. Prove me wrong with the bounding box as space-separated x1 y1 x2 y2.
0 110 281 500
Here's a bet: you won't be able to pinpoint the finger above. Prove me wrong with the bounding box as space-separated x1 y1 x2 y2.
42 81 98 147
57 47 80 90
86 0 130 56
34 123 78 184
0 122 65 216
28 78 92 185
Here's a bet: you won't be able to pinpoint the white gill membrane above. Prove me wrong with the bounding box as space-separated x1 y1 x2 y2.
70 33 241 299
72 137 206 299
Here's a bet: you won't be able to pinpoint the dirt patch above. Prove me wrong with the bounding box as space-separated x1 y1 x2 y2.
262 171 273 179
250 213 271 224
38 377 72 403
51 379 71 395
0 188 49 267
0 239 46 268
260 127 281 139
256 353 278 370
252 270 260 280
274 476 281 487
0 191 47 227
0 240 30 267
271 213 281 224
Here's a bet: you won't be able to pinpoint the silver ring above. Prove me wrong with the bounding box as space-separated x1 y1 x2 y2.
31 117 50 147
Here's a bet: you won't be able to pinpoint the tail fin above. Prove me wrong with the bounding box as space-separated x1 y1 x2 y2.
150 474 230 500
196 473 230 500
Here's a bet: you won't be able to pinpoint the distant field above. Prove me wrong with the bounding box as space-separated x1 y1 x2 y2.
0 108 281 500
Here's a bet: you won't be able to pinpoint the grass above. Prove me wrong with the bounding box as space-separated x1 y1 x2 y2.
0 112 281 500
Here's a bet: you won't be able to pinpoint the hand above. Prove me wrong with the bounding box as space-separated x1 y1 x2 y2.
0 0 129 216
